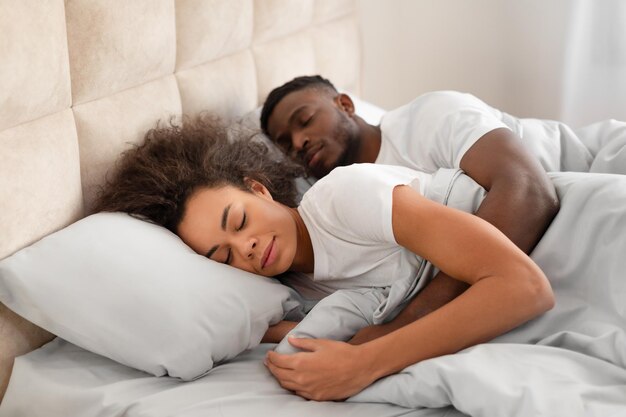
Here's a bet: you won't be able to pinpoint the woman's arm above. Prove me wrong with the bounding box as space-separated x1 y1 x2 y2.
265 184 554 401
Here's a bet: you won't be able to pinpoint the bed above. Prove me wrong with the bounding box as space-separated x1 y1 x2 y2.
1 1 626 417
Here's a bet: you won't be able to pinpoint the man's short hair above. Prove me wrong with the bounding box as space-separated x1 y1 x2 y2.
260 75 337 135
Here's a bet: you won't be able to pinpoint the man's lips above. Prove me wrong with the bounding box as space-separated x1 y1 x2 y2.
305 145 323 168
261 237 277 269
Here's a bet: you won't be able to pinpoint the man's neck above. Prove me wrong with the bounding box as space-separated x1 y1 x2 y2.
354 120 382 164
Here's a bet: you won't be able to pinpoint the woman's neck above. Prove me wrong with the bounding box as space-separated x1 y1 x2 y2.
287 207 314 273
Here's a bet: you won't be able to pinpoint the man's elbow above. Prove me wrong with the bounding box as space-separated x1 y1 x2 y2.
541 186 560 220
523 172 560 219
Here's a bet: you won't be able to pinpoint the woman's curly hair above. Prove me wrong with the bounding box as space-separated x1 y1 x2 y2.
94 114 305 233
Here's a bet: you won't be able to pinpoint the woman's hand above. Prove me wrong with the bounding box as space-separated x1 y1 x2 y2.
265 336 377 401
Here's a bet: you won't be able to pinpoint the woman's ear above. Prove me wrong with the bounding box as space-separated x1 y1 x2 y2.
245 178 274 200
335 93 355 116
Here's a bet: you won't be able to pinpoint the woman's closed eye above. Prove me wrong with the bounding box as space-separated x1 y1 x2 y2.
224 249 232 265
237 212 246 231
207 246 232 265
223 212 246 265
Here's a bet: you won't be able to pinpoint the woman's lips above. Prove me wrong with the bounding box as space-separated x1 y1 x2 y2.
261 237 277 269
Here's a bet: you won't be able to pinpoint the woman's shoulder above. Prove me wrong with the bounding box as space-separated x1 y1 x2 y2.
299 164 412 244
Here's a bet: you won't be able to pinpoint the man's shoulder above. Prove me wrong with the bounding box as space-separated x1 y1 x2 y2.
382 90 494 131
397 90 484 112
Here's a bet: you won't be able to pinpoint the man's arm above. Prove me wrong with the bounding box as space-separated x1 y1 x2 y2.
350 128 559 344
459 127 560 252
262 321 299 343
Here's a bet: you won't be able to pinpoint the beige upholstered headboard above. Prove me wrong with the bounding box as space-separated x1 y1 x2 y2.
0 0 361 402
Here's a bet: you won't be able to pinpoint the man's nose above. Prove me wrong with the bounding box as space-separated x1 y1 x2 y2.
292 131 309 152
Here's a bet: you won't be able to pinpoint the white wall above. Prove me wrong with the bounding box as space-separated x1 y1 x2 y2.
357 0 573 121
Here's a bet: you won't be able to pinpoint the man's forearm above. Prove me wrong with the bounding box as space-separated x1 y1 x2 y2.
472 177 559 254
459 128 560 254
261 320 298 343
387 271 468 328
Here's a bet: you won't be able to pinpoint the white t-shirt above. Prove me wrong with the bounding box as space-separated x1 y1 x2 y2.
376 91 594 172
297 163 431 290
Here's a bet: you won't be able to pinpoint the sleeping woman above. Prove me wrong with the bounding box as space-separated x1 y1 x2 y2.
95 115 554 401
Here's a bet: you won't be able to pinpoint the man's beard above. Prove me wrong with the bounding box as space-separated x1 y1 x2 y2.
333 113 360 170
305 112 359 179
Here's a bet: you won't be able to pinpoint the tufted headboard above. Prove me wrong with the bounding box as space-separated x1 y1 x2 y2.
0 0 361 401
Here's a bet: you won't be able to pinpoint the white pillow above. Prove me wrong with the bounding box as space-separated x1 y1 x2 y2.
0 212 303 380
348 93 387 125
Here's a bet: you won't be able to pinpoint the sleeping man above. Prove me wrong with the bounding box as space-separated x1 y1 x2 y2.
261 75 561 344
260 75 626 345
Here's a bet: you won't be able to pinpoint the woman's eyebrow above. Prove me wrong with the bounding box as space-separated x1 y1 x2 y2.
205 203 232 259
221 204 232 230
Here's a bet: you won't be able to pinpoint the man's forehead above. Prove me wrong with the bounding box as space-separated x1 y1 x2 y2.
267 88 333 132
280 88 330 109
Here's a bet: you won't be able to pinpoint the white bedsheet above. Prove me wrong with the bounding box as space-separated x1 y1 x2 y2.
0 339 453 417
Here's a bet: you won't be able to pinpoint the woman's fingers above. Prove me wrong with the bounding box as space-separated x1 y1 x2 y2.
266 357 311 394
265 359 290 379
266 350 297 369
287 336 321 351
264 338 371 401
265 337 322 370
266 364 298 388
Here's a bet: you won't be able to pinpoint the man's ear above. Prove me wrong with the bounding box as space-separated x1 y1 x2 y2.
245 178 274 200
335 93 356 116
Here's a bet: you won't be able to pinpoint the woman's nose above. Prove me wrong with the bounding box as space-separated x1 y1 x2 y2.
246 239 257 259
235 235 257 259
